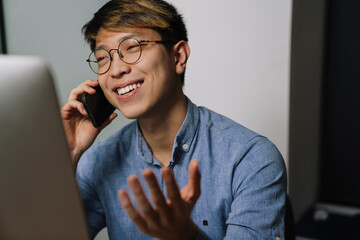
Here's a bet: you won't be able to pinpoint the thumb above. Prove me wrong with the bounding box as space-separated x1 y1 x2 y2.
181 160 201 204
98 112 118 131
188 160 201 191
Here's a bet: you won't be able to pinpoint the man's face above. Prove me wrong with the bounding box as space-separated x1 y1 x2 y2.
95 28 183 120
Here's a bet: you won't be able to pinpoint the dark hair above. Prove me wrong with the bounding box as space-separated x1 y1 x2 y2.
82 0 188 84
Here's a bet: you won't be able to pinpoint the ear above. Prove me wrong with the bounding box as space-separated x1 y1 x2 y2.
173 40 190 75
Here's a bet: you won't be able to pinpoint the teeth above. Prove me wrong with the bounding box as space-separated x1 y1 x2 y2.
117 82 143 95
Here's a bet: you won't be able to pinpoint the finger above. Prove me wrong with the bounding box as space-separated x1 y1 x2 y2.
68 80 98 101
127 175 158 221
64 99 88 116
118 189 148 234
161 168 182 208
68 85 96 102
79 79 99 89
142 169 169 218
187 160 201 202
84 79 99 86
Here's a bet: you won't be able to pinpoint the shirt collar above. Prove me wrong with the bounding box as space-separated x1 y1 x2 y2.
135 96 200 164
136 123 154 164
172 97 199 153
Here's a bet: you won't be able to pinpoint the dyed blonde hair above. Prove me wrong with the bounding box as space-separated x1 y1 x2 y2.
82 0 188 83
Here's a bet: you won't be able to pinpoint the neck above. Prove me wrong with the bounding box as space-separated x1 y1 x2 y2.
138 93 187 166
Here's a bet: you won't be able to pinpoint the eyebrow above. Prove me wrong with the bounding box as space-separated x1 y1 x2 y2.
94 33 144 51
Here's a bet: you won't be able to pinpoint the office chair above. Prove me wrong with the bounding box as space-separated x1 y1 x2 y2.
285 194 295 240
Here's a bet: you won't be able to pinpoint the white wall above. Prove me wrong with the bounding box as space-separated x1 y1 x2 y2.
4 1 292 239
173 0 292 166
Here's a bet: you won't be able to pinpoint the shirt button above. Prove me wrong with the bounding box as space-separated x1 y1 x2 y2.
182 144 189 150
275 237 281 240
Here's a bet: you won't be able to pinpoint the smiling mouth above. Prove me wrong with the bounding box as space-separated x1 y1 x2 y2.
116 81 143 95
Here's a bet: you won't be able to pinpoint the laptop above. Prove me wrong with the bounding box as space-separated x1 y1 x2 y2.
0 55 90 239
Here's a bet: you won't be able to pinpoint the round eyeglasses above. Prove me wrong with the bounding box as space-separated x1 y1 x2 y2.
86 38 174 75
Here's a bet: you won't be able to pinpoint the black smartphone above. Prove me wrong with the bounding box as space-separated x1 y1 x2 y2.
81 85 115 128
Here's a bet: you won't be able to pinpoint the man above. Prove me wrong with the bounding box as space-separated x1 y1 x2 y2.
61 0 287 239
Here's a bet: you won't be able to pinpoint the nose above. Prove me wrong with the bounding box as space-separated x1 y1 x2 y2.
108 49 131 78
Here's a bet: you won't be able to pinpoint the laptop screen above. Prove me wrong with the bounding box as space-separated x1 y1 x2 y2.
0 55 90 239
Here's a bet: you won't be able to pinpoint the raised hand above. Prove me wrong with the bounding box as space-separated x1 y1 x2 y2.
118 160 201 240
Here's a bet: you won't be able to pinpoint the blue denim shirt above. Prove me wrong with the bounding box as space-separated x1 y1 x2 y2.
76 98 287 240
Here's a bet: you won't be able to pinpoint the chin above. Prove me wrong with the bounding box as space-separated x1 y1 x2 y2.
114 99 152 120
117 107 143 120
121 113 138 120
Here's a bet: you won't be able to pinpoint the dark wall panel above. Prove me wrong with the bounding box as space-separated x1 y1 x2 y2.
321 0 360 205
0 0 6 53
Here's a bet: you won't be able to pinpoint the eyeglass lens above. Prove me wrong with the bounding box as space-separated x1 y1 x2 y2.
88 38 142 74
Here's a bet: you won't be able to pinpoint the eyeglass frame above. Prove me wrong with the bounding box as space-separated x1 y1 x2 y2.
86 38 175 75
